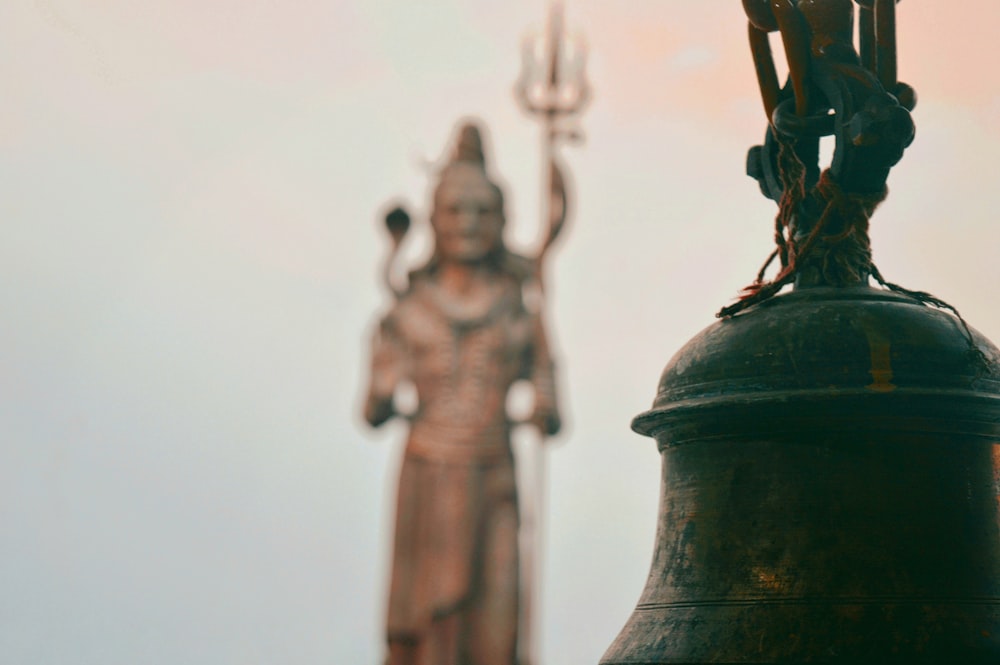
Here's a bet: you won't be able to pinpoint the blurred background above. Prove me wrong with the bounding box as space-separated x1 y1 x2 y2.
3 2 999 664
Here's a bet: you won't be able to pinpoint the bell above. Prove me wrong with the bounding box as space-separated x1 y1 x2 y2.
600 285 1000 662
602 2 1000 662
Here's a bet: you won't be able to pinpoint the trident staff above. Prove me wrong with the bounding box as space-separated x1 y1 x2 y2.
513 4 589 665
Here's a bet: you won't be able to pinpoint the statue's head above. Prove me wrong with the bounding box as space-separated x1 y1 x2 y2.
432 162 505 264
429 123 506 265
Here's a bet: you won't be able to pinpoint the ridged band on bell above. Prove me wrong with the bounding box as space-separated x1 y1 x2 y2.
601 287 1000 663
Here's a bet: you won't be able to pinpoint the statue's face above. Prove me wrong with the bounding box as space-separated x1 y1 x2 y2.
431 164 504 264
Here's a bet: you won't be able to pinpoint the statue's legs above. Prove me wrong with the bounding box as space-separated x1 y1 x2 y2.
386 455 519 665
466 469 520 665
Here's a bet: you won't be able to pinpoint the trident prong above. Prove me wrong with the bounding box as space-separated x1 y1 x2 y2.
514 1 589 280
515 2 590 123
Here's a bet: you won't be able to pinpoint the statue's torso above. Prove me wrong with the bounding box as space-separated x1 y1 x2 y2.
390 277 534 461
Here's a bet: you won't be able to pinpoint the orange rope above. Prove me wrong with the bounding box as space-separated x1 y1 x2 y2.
717 167 886 318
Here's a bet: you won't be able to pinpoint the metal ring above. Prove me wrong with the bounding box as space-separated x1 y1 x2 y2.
893 81 916 111
771 98 836 138
743 0 778 32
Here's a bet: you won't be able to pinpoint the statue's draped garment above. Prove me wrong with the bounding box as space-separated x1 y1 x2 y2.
371 267 555 665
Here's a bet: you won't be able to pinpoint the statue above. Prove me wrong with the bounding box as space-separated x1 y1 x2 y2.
363 121 562 665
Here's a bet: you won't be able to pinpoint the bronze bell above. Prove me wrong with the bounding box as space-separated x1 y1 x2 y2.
602 2 1000 662
601 286 1000 662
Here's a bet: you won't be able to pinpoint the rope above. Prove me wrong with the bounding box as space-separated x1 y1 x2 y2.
869 264 988 366
809 173 884 287
717 161 987 367
717 157 888 318
717 136 805 317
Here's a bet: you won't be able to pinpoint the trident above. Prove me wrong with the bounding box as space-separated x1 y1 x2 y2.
515 1 590 287
513 4 589 665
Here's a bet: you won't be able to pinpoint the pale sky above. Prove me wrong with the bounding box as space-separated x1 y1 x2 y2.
3 2 1000 664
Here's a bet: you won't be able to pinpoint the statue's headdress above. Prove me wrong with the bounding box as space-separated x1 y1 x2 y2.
433 121 503 206
452 123 486 167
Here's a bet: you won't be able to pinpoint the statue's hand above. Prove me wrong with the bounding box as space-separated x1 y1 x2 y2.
364 324 403 428
364 394 395 428
531 406 562 438
369 326 402 399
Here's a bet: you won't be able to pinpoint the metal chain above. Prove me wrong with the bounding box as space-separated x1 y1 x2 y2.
721 0 918 318
743 0 916 201
743 0 913 132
